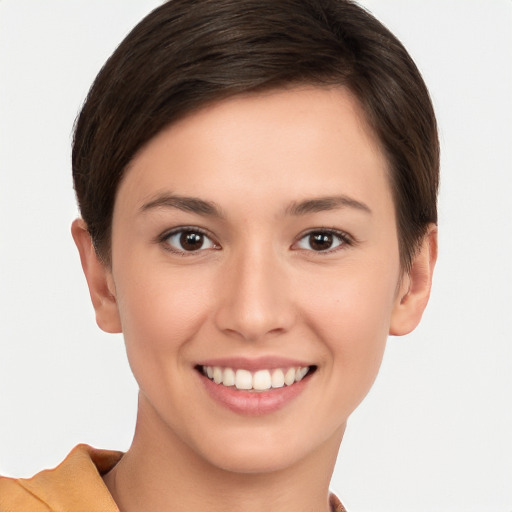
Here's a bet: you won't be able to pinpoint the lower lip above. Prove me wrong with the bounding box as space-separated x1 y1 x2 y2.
199 372 311 415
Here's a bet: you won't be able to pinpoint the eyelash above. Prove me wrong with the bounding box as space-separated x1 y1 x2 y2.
293 228 354 254
158 226 220 255
157 226 354 255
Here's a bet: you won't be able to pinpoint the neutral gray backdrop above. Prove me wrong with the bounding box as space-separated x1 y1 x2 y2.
1 1 511 511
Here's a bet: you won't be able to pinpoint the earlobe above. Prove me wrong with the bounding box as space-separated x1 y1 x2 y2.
389 225 438 336
71 218 122 334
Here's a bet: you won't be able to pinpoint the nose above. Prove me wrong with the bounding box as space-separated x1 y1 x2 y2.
214 244 295 342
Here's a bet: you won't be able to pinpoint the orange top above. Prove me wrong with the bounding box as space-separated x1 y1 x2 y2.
0 445 122 512
0 445 346 511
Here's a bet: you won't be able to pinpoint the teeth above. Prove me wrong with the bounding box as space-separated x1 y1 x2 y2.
202 365 311 391
284 367 296 386
253 370 272 391
213 367 223 384
271 369 285 388
223 367 235 387
235 369 253 390
296 367 309 381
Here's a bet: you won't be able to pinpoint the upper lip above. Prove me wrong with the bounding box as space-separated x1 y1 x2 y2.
196 356 313 371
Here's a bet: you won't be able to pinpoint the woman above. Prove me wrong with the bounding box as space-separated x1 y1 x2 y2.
0 1 438 510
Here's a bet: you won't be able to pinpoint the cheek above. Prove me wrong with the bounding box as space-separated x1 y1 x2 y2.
113 260 216 386
301 259 397 335
297 260 399 399
117 259 211 336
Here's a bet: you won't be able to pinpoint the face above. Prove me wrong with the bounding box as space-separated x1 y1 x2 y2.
89 87 413 473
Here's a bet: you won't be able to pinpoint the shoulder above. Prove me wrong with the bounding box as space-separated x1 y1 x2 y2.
0 475 51 511
0 444 123 512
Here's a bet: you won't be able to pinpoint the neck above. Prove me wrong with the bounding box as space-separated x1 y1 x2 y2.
103 394 344 512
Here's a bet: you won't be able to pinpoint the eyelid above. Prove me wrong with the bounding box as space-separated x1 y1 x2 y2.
158 225 221 254
292 228 354 253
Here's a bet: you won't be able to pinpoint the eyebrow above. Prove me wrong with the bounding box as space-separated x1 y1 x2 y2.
140 194 224 218
140 193 371 218
286 195 372 216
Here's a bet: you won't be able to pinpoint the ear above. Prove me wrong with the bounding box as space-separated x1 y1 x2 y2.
390 225 438 336
71 218 122 334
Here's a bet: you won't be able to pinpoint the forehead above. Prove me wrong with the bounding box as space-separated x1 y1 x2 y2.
116 86 392 219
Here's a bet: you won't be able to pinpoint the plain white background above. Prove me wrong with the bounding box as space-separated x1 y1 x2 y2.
0 1 511 511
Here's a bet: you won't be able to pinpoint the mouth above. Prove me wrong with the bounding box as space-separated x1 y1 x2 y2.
195 364 317 392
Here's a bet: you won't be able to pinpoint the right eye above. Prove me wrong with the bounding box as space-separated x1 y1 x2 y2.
162 228 219 253
292 228 352 253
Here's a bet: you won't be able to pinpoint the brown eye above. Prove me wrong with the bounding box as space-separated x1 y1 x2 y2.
309 233 334 251
164 229 217 252
180 231 204 251
295 230 347 252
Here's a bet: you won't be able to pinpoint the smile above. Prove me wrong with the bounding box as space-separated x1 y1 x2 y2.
201 365 313 391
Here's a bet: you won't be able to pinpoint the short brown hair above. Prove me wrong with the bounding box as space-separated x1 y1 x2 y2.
72 0 439 270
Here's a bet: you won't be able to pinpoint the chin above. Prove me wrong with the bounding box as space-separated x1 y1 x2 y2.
202 443 307 475
189 422 344 476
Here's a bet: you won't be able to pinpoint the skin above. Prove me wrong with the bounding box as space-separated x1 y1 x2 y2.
72 86 437 512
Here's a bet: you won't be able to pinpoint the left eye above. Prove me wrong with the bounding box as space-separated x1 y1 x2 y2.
295 231 347 252
164 229 218 252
